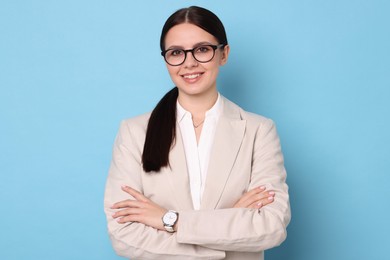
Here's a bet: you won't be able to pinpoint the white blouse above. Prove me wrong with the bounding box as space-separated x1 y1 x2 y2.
176 94 223 210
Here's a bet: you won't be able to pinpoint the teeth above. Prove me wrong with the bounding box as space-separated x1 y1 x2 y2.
183 74 200 79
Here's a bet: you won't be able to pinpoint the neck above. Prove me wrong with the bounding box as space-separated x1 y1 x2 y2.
177 90 218 119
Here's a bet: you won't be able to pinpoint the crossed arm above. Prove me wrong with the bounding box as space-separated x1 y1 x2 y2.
104 118 290 258
111 185 275 231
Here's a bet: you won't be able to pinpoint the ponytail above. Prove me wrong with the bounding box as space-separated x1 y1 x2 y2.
142 87 178 172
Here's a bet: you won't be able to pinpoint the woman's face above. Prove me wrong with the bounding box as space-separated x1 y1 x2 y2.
163 23 229 99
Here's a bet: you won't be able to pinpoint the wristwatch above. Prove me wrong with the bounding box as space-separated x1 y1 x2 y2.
162 210 178 233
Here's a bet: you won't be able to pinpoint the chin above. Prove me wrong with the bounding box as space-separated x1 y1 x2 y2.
179 85 215 97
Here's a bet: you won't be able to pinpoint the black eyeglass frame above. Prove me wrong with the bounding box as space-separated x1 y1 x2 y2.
161 44 226 66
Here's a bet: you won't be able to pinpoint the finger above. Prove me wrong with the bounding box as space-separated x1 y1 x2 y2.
257 191 275 206
117 214 143 224
257 190 275 204
252 192 276 208
121 186 149 202
237 186 266 206
112 208 144 218
243 191 275 208
111 199 144 209
240 190 274 208
245 186 266 198
244 201 262 209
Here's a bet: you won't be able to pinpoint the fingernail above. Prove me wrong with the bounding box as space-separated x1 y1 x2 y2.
121 185 128 189
257 202 263 207
259 186 266 190
268 196 274 201
269 191 275 195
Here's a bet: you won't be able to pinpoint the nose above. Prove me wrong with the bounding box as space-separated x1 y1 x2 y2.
183 50 198 68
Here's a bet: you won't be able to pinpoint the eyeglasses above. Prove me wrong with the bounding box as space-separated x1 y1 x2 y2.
161 44 225 66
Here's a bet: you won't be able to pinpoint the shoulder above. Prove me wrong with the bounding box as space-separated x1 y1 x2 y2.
122 112 151 126
118 112 151 136
221 97 280 143
221 96 275 127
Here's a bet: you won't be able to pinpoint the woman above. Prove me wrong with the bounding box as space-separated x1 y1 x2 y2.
104 6 290 260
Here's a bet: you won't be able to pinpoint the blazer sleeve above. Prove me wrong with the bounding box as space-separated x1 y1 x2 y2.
175 118 291 252
103 120 225 259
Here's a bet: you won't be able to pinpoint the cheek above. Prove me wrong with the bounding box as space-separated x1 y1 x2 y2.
166 66 182 85
166 66 179 77
205 62 221 77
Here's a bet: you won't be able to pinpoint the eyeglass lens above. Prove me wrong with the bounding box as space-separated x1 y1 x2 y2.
164 45 216 66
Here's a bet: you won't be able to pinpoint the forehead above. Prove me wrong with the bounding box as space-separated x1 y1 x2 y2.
164 23 218 48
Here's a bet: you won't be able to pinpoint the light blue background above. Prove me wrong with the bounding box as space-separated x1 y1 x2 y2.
1 1 389 259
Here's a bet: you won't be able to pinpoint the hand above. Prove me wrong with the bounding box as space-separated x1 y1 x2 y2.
111 186 167 231
233 186 275 209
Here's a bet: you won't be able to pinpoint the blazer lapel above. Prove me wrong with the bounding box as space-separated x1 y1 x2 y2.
165 125 194 210
201 98 246 209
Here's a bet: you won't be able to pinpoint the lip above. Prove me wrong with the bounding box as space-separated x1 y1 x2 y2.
181 72 204 83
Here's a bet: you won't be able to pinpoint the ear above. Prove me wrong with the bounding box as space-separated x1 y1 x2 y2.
219 44 230 66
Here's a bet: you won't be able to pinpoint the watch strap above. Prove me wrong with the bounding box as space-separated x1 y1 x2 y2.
164 225 175 233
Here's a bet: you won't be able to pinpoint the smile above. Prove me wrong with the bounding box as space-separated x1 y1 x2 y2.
182 73 202 79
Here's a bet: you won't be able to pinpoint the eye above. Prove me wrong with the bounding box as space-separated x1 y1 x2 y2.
170 49 184 56
195 46 211 53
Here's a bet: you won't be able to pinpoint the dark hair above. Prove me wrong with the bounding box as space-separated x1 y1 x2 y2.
160 6 228 52
142 6 228 172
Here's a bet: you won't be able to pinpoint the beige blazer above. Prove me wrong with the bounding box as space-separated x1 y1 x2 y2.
104 96 291 260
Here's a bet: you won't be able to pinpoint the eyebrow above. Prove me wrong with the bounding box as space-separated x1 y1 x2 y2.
166 41 215 50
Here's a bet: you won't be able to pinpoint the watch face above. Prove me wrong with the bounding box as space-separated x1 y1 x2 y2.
163 211 177 225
